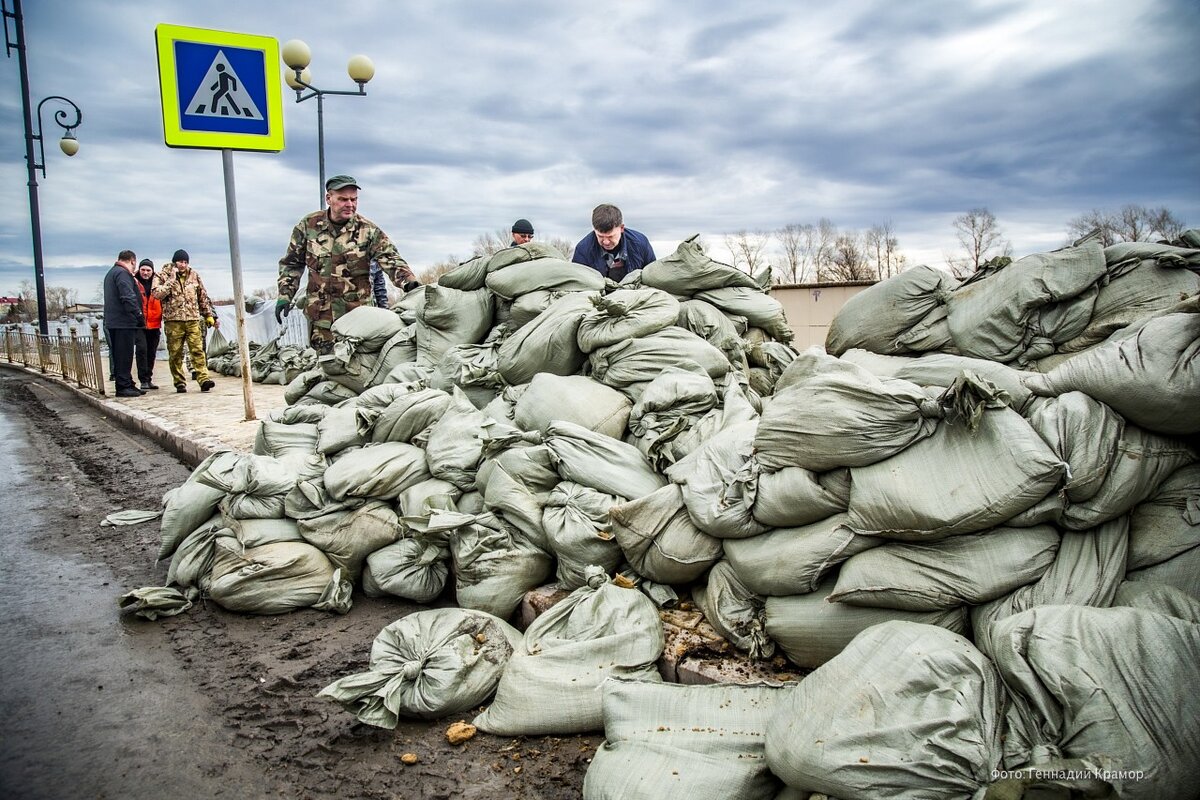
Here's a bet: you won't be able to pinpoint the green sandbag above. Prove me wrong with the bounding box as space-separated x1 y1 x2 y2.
318 607 522 727
583 678 787 800
473 568 664 736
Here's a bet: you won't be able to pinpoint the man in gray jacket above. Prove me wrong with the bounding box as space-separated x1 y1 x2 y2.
103 249 146 397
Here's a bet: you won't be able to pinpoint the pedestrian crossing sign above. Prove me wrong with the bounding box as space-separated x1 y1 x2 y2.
155 24 285 152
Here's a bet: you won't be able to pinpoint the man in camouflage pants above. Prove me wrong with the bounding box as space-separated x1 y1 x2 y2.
275 174 419 354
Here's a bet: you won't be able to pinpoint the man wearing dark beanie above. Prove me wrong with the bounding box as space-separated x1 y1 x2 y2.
509 218 535 247
153 249 220 393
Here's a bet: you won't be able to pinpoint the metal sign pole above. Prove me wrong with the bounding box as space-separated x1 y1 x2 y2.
220 148 256 421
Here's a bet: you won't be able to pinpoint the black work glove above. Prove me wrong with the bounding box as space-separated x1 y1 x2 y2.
275 298 292 324
402 280 421 293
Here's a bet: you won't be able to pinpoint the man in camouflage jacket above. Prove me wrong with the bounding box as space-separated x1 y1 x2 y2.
275 175 419 353
153 248 219 392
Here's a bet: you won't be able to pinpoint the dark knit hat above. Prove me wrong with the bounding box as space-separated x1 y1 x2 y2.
138 258 154 268
511 218 534 235
172 249 190 263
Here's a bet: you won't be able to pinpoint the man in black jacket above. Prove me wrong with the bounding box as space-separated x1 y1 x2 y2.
103 250 146 398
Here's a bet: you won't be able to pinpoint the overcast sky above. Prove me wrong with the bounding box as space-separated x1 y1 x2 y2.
2 0 1198 302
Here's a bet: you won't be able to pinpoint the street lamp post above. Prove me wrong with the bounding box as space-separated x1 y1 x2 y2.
3 0 84 336
280 39 374 209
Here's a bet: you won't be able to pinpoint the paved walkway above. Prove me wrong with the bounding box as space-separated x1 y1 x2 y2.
2 360 289 465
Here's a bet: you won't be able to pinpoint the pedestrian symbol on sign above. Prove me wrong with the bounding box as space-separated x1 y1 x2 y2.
184 50 263 120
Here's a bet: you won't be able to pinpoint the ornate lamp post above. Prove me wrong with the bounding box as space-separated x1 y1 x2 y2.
3 0 84 335
280 39 374 209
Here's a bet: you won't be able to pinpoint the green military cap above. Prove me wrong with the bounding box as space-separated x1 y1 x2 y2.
325 174 360 191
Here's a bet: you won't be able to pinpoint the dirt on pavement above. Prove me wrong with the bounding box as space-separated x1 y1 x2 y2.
0 371 601 800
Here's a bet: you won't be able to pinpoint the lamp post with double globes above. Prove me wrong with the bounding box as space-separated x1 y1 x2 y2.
3 0 85 335
280 39 375 209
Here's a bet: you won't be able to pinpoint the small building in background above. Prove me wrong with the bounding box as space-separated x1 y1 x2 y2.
770 281 875 351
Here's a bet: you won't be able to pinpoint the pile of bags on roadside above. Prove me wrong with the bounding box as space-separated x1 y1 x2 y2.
205 326 316 386
121 229 1200 798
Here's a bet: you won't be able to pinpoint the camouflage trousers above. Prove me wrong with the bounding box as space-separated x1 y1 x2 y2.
164 319 209 386
302 286 370 355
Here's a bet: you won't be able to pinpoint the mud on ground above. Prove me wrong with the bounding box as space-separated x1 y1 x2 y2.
1 372 600 799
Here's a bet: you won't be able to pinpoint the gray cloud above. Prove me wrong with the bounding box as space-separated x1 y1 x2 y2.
2 0 1197 302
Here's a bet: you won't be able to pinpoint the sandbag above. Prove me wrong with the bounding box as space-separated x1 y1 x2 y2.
318 608 522 727
676 298 747 363
724 513 878 596
1125 544 1200 599
764 575 969 669
514 373 631 440
990 605 1200 799
544 420 666 501
322 442 430 502
441 511 553 619
1057 423 1196 531
1023 304 1200 435
841 348 1040 413
1127 463 1200 570
972 517 1128 656
692 286 793 343
485 257 606 300
826 264 953 356
330 305 405 353
754 349 942 472
609 484 723 585
361 534 450 603
473 569 664 736
1058 256 1200 353
496 292 597 385
576 288 680 353
665 420 767 539
944 239 1107 362
583 678 786 800
692 560 773 659
589 327 731 394
415 284 494 367
765 621 1003 798
542 482 623 589
369 387 451 444
847 405 1065 539
297 500 399 582
640 235 762 295
829 525 1060 610
749 466 848 528
424 388 491 490
158 452 229 560
207 539 350 615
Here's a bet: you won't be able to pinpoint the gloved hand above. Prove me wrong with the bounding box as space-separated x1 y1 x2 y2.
275 298 292 324
206 316 218 329
402 280 421 293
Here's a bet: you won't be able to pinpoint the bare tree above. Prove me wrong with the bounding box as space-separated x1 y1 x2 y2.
44 286 77 319
1067 204 1187 246
17 279 37 320
825 232 874 281
1067 208 1118 246
864 224 905 281
470 230 510 258
545 236 574 260
950 208 1010 278
1144 206 1186 242
723 230 771 276
812 218 838 281
773 223 814 284
418 257 463 285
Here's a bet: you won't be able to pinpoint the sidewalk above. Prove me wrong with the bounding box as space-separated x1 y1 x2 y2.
2 359 288 466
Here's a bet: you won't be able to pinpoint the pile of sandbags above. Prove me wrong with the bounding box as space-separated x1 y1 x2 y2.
128 230 1200 796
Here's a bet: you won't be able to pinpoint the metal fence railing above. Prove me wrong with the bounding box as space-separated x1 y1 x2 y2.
3 322 108 395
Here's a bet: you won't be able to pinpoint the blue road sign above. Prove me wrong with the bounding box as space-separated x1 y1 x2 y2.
156 24 284 151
